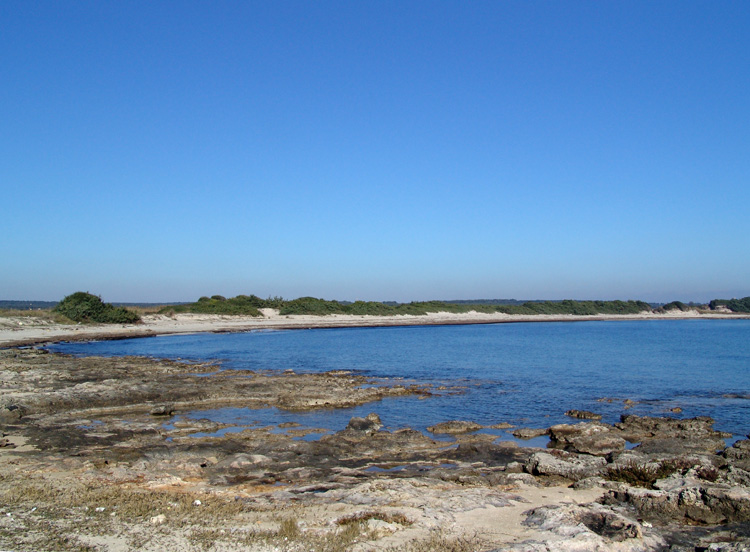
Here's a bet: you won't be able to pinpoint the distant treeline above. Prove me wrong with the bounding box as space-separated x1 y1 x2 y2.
158 295 655 317
5 295 750 322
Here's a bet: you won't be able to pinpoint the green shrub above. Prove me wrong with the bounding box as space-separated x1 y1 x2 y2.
54 292 141 324
159 295 262 316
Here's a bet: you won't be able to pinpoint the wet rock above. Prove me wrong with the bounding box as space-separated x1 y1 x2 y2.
511 428 547 439
724 439 750 471
442 441 530 466
427 420 482 434
489 422 513 429
524 451 606 481
149 405 174 416
346 413 382 433
616 415 729 454
564 409 602 420
548 422 626 456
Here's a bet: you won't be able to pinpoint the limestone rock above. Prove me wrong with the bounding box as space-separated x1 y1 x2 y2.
548 422 626 456
603 479 750 524
524 451 606 481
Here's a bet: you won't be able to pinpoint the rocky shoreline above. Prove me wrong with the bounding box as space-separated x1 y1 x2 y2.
1 348 748 551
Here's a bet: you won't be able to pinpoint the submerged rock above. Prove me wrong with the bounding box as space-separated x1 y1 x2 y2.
564 409 603 420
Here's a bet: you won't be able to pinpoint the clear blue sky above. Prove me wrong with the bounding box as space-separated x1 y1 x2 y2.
2 1 748 303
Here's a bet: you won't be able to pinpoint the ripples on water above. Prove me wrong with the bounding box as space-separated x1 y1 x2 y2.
50 320 750 439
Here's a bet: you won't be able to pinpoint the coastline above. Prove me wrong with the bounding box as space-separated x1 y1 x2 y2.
2 308 749 347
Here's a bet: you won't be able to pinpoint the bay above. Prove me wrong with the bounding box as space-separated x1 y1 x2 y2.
50 319 750 440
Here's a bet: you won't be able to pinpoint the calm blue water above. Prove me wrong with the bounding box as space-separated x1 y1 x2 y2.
49 320 750 439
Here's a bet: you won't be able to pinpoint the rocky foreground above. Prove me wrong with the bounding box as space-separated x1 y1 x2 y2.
1 348 749 551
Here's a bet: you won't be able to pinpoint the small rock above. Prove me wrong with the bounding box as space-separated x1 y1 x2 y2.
346 413 383 433
489 422 513 429
150 514 166 525
512 427 548 439
565 409 603 420
193 500 201 506
149 405 174 416
427 420 483 434
0 404 25 423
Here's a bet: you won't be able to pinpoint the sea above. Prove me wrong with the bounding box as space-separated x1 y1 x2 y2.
49 319 750 444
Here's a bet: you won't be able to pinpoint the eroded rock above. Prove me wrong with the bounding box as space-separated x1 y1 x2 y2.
525 451 607 481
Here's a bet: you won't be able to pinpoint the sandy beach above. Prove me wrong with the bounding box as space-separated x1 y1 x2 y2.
2 308 749 348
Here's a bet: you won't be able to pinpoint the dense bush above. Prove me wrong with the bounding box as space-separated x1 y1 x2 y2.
710 296 750 313
54 292 141 324
656 301 692 313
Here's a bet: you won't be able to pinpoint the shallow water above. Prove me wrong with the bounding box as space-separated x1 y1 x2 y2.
51 319 750 439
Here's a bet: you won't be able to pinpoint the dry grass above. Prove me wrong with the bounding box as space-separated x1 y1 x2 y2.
0 474 380 552
335 510 412 527
384 529 489 552
0 308 73 324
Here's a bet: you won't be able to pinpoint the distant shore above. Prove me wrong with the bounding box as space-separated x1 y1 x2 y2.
2 308 749 348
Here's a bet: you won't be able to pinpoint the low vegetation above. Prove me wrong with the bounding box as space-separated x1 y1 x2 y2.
53 292 141 324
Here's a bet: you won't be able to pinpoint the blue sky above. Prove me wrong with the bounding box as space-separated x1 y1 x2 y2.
2 1 748 303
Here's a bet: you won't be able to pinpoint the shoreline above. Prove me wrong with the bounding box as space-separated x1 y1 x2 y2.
2 347 749 550
1 308 749 348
